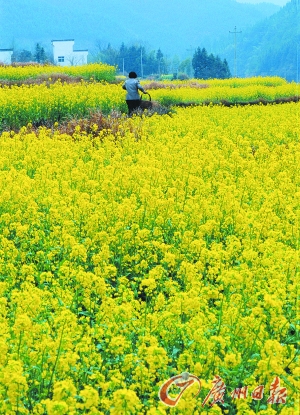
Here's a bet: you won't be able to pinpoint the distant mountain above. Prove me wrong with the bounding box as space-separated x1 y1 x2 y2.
0 0 280 57
217 0 299 81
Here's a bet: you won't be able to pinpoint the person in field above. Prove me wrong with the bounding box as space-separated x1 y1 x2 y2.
122 71 146 115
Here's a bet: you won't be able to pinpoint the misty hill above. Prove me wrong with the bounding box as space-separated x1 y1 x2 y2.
217 0 299 81
0 0 280 57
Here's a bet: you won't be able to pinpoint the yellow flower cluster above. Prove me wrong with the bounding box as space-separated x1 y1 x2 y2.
153 75 288 88
0 82 127 129
0 76 298 131
0 97 299 413
146 80 299 106
0 63 116 82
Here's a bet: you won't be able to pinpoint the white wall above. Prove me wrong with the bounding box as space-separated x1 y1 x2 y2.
71 50 88 66
52 40 88 66
0 50 13 64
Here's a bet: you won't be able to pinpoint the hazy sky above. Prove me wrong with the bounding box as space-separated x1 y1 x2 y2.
236 0 289 5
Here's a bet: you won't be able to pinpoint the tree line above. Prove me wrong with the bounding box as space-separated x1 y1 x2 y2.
94 42 231 79
11 42 231 79
12 43 48 64
192 47 231 80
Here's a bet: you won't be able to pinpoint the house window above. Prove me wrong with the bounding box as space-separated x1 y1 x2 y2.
58 56 64 62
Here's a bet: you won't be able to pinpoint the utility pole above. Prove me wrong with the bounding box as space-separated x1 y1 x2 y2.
156 48 164 77
229 26 242 77
122 58 125 76
186 45 195 77
140 47 144 78
297 0 299 83
297 39 299 84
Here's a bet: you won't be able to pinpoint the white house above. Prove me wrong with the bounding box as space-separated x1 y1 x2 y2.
0 49 13 64
51 39 88 66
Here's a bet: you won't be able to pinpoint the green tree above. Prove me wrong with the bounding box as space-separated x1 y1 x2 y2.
192 47 231 79
179 58 192 78
144 50 158 75
220 59 231 79
34 43 47 63
93 41 168 77
118 42 127 74
103 44 119 66
156 48 163 76
13 49 33 63
192 48 208 79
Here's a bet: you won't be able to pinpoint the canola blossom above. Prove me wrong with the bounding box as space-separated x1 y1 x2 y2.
0 76 299 131
0 82 127 130
148 82 299 106
143 76 288 88
0 101 299 414
0 63 116 82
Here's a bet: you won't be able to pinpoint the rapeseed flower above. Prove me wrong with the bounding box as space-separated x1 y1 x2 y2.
0 91 298 414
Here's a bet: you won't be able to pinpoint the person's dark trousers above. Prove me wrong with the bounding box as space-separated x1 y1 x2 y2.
126 99 141 115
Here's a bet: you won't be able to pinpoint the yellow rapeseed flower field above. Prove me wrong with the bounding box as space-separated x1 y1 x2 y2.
0 79 299 414
150 76 287 88
0 63 116 82
0 76 298 131
148 81 299 106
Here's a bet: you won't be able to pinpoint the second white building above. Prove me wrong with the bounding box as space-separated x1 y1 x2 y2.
52 39 88 66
